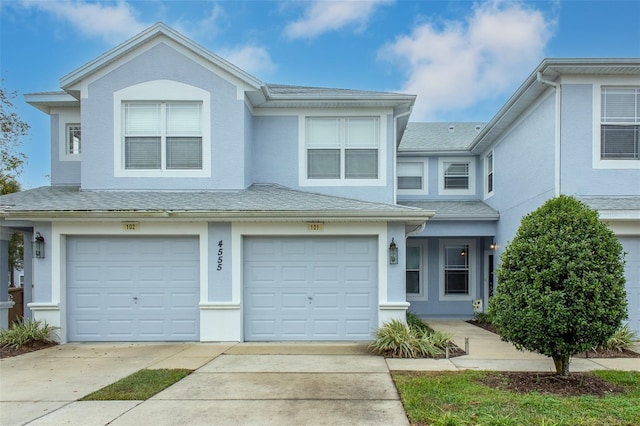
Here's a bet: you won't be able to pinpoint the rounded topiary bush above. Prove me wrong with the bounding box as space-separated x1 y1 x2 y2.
489 195 628 375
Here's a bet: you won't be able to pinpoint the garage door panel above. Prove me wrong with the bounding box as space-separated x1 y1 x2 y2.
244 237 377 341
67 236 199 342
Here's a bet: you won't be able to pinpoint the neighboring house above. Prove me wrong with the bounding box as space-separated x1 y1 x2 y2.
0 23 431 341
0 23 638 341
398 59 640 334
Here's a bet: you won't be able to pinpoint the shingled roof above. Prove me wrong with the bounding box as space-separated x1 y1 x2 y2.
398 200 499 221
0 184 433 224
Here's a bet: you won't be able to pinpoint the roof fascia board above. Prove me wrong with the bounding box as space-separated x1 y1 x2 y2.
469 58 640 153
24 92 79 114
60 23 262 92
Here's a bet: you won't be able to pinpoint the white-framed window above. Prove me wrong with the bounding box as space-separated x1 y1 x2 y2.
66 124 81 155
306 117 378 179
439 239 475 301
406 240 427 300
299 114 386 186
113 80 211 178
485 151 494 197
397 159 428 195
438 157 476 195
123 102 202 170
600 87 639 160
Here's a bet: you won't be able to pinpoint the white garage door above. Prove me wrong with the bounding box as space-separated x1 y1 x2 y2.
620 237 640 334
67 236 200 342
244 236 378 341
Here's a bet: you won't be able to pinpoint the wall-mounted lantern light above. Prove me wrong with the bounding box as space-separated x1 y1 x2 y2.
33 232 45 259
490 240 497 250
389 238 398 264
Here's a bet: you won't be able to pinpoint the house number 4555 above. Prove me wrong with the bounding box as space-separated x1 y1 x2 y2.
216 240 224 271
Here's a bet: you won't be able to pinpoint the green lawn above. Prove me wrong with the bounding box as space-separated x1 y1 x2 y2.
392 370 640 426
81 369 192 401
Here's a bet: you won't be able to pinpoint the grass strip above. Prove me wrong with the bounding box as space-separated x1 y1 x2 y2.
81 369 192 401
392 370 640 426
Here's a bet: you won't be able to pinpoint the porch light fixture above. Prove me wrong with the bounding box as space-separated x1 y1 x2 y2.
389 238 398 264
490 240 497 250
33 232 45 259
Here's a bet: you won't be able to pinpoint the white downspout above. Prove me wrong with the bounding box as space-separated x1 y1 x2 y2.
536 72 562 196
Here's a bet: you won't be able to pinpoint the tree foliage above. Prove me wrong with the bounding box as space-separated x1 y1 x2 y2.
1 85 29 184
490 195 628 376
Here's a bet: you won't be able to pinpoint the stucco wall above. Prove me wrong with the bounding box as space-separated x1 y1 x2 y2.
81 42 247 190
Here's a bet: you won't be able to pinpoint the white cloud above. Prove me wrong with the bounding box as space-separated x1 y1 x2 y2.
17 0 147 43
219 45 276 78
378 1 555 121
284 0 392 40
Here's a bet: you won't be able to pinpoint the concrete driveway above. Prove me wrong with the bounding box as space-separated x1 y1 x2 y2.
0 343 408 426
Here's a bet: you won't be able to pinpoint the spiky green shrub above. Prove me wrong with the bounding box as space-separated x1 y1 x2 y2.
369 318 450 358
490 195 628 376
473 310 494 325
0 319 59 349
595 324 639 352
406 310 429 332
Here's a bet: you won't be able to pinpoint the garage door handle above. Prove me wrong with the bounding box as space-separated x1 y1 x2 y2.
133 297 138 300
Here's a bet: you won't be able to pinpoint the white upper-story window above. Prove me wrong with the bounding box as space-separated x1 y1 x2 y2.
600 87 639 160
306 117 378 179
485 151 494 197
66 124 81 155
438 157 476 195
299 114 387 186
397 159 428 195
113 80 211 178
123 101 202 170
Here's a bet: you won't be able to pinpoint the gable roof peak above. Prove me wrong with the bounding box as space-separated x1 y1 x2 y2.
59 22 263 92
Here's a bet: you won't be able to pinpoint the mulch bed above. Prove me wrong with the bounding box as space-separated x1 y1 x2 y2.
466 320 639 358
479 371 626 397
0 341 58 359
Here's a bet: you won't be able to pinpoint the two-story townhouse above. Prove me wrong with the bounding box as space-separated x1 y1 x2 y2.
400 59 640 334
0 23 433 342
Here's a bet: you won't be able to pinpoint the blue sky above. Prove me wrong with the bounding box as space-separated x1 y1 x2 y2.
1 0 639 189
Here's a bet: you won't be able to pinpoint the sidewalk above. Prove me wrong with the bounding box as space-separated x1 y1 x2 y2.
386 320 640 372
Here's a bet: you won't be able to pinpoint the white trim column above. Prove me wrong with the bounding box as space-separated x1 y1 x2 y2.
0 228 14 328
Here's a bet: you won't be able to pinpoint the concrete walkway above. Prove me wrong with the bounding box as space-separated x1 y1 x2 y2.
387 320 640 372
1 321 637 425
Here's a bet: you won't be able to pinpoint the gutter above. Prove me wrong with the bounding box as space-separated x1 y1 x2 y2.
536 71 562 197
0 209 436 225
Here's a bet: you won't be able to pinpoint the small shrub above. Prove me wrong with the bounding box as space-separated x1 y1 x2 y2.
369 318 450 358
474 310 493 325
0 319 59 349
595 324 639 352
370 319 416 358
406 311 429 332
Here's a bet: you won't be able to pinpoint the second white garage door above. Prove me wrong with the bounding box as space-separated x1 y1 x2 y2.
244 236 378 341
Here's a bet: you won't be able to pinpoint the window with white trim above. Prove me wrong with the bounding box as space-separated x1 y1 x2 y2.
406 240 427 300
601 87 639 160
123 101 202 170
306 117 379 180
406 245 421 295
397 160 427 194
444 243 469 295
66 124 81 155
438 157 476 195
439 239 475 300
485 151 494 196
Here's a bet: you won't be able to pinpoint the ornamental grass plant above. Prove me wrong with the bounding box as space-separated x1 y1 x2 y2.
0 319 58 350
